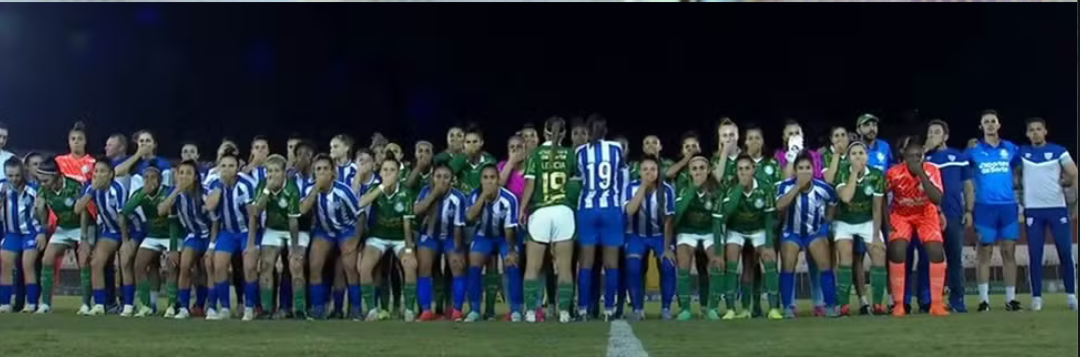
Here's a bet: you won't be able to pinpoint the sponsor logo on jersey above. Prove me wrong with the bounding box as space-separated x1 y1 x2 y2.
999 149 1008 159
877 152 885 162
1045 152 1054 160
1025 153 1032 158
81 165 90 174
947 154 956 162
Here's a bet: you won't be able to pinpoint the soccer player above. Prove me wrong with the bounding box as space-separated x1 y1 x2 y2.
242 135 271 183
885 141 950 317
520 123 540 154
710 118 740 188
56 122 96 183
122 164 180 317
924 119 974 313
116 130 173 190
248 155 309 320
575 115 626 321
965 109 1022 312
1018 117 1078 311
78 160 132 316
673 156 721 321
624 156 676 320
204 152 258 320
434 124 466 166
776 152 839 318
405 141 435 190
520 116 578 324
629 135 673 181
738 124 782 316
414 164 468 321
34 158 90 314
833 142 887 316
822 126 851 185
358 158 416 321
718 155 782 320
0 158 41 313
160 160 213 320
301 155 363 320
467 164 523 321
775 121 827 316
330 134 357 184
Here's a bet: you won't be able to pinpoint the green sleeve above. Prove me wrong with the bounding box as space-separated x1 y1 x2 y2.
433 152 450 166
287 182 302 217
673 187 695 228
122 189 144 216
253 180 267 202
712 213 725 256
449 154 466 175
524 151 539 178
873 169 886 196
565 148 577 177
720 185 742 217
168 217 181 251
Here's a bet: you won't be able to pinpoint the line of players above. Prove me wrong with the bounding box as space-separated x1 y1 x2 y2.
0 110 1075 322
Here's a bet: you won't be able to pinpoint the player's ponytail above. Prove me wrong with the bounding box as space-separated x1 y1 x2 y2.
544 116 567 175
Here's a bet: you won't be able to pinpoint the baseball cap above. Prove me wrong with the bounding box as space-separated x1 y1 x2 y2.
856 114 880 127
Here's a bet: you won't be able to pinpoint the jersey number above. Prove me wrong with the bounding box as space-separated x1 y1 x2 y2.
543 172 567 191
587 162 613 191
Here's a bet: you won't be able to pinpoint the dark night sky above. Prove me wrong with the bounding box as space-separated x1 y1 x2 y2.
0 4 1075 159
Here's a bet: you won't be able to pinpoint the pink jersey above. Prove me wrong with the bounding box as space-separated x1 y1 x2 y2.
774 149 824 180
497 160 526 201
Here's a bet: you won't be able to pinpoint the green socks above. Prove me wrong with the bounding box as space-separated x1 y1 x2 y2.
260 287 274 313
138 280 151 307
42 266 55 306
484 272 500 316
708 267 723 310
167 282 179 310
524 279 540 311
837 266 853 306
724 262 739 311
80 267 91 306
871 266 887 306
677 269 691 311
404 283 417 311
763 263 780 309
557 283 573 312
361 284 375 312
293 281 307 313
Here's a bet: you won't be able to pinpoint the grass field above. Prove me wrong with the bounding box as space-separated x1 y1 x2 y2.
0 296 1075 357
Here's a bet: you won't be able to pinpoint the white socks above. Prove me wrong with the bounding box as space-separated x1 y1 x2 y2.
978 284 990 303
1005 286 1016 302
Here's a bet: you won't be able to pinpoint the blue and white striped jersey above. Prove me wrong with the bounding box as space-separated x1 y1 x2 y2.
415 186 467 239
468 187 519 238
576 140 626 210
303 181 361 236
622 180 675 238
207 173 258 234
1 180 40 235
337 162 358 185
776 178 837 237
172 187 212 238
84 180 130 235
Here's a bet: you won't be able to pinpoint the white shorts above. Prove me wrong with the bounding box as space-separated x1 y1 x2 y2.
676 233 714 250
726 230 766 248
527 205 576 244
834 221 876 244
261 229 311 248
366 237 407 255
139 237 172 252
49 228 82 246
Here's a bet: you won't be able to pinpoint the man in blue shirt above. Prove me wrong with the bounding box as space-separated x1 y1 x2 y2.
1018 117 1078 312
857 114 893 172
925 119 974 312
964 109 1022 312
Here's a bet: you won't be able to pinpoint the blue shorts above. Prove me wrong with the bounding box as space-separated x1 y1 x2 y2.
1 233 36 252
974 203 1020 244
577 207 625 247
469 235 520 258
781 225 829 249
213 231 248 255
313 227 357 245
419 234 460 254
626 234 669 257
183 234 210 253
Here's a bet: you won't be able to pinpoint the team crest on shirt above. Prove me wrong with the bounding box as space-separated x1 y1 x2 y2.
1024 153 1032 159
1045 152 1054 160
1026 217 1034 226
864 186 874 196
999 149 1008 159
394 202 405 213
947 155 956 162
876 152 885 162
278 198 288 208
64 198 75 207
704 200 713 210
1061 217 1069 224
754 198 764 209
764 166 774 175
81 165 90 174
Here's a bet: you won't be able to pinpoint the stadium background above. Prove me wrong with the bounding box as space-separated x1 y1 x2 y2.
0 5 1075 298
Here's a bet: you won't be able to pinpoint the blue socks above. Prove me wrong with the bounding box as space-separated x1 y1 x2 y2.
604 268 620 310
26 283 39 307
94 289 107 306
660 258 676 310
820 270 837 307
452 275 466 312
215 282 231 309
626 258 644 310
467 267 483 313
780 272 794 309
0 285 11 306
179 288 191 309
244 282 258 308
332 288 345 313
122 284 135 306
506 265 523 314
310 283 326 316
348 285 361 313
577 268 593 311
417 277 432 312
196 285 209 308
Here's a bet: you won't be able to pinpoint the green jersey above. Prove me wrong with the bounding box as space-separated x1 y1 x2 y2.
401 163 432 190
253 179 302 232
721 179 776 234
834 167 885 224
674 186 717 235
368 185 415 241
712 154 739 192
449 152 497 194
524 143 577 211
628 158 674 181
39 177 83 230
752 156 783 187
122 186 177 238
821 147 851 181
433 151 462 167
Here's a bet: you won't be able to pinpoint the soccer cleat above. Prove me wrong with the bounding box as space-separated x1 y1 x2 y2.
525 310 537 323
929 305 950 317
782 308 796 319
205 308 218 319
135 306 154 318
1030 297 1043 312
903 304 913 315
825 306 841 318
576 309 589 322
19 304 35 314
89 304 107 316
891 306 906 318
294 310 312 321
950 300 968 314
660 308 672 321
1068 296 1078 312
977 301 991 313
603 310 615 322
418 311 437 322
872 304 887 316
511 311 523 322
327 310 344 320
164 307 177 319
0 305 11 313
676 309 693 321
378 309 391 321
838 305 850 317
120 305 135 317
535 308 546 322
1005 300 1023 312
190 307 205 318
215 308 232 320
106 303 121 315
451 309 465 322
721 310 736 320
918 303 931 314
174 308 190 320
767 309 783 320
858 305 871 316
813 306 826 317
403 309 417 322
464 311 481 323
242 307 255 321
735 310 752 319
559 310 571 323
37 304 53 314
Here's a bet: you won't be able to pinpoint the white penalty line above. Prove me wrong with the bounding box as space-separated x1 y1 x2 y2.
606 320 649 357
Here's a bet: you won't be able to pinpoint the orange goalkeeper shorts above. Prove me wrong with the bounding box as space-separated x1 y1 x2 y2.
888 211 942 243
